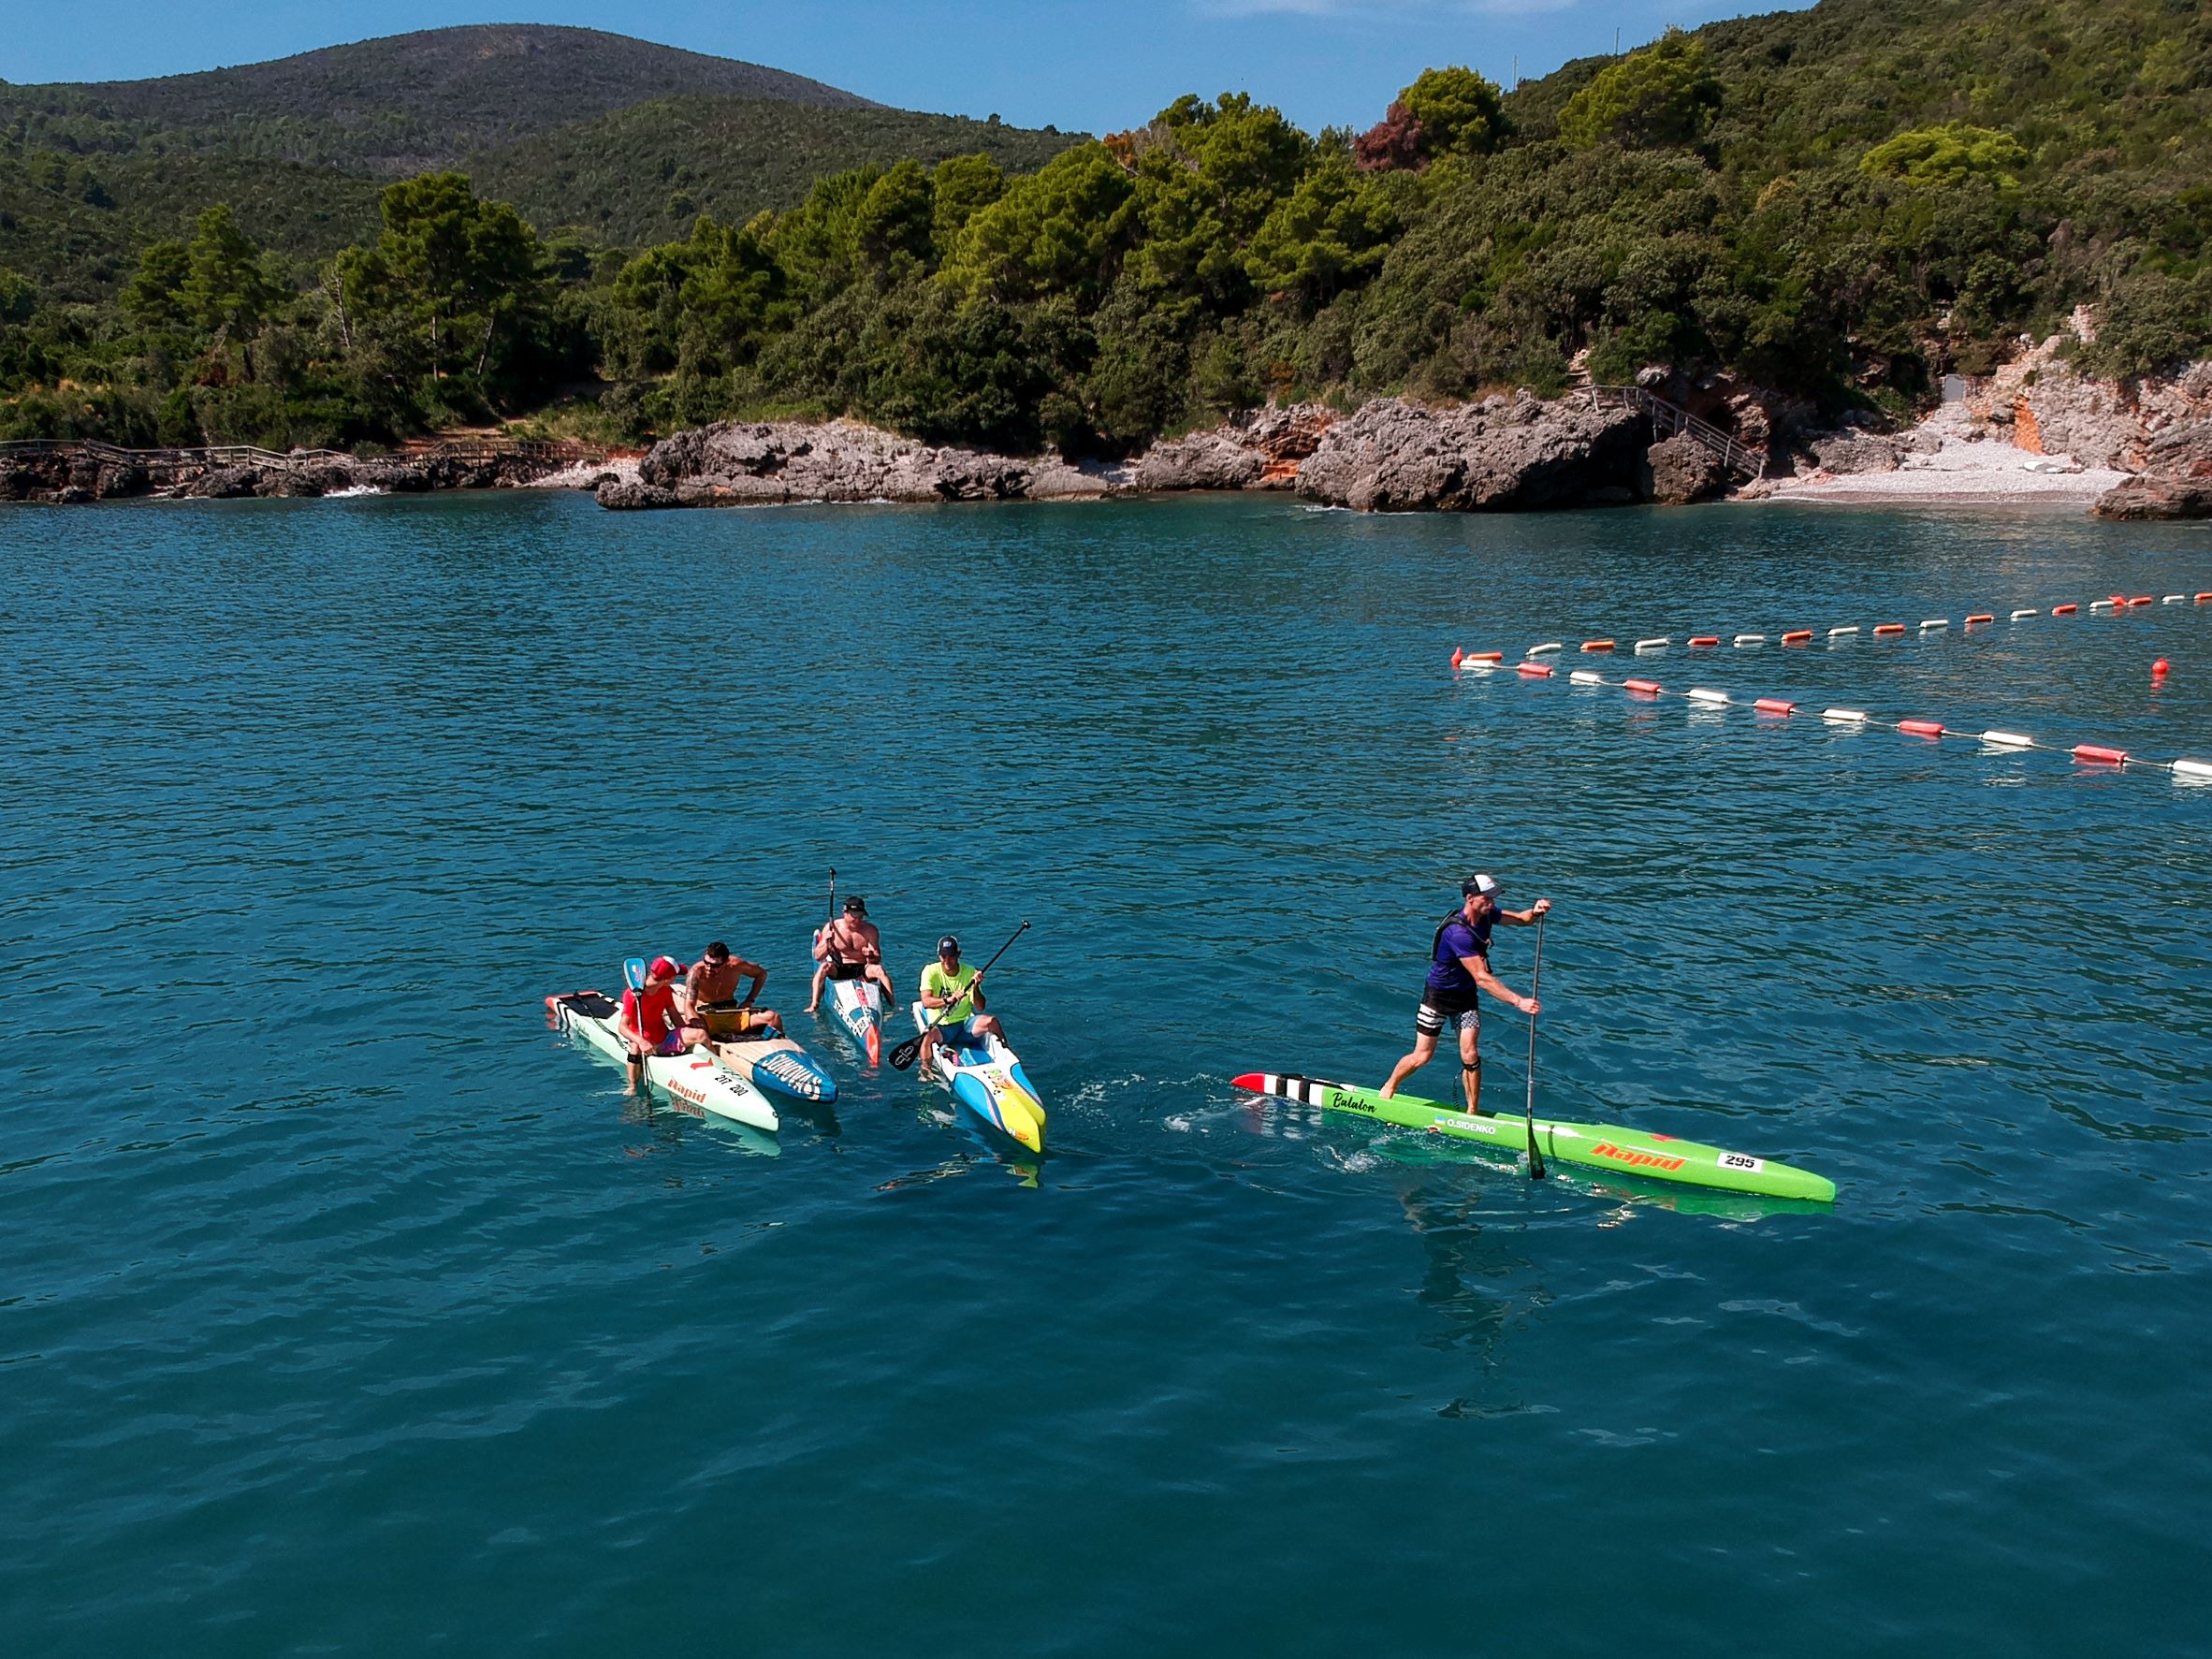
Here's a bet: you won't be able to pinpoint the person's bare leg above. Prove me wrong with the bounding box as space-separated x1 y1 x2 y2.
1380 1031 1437 1098
1459 1023 1482 1113
805 963 827 1012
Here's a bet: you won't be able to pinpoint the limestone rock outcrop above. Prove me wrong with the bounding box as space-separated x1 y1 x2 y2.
1645 432 1728 504
618 419 1117 507
1293 396 1651 511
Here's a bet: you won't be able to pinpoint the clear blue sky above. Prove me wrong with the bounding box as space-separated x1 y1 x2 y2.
2 1 1806 135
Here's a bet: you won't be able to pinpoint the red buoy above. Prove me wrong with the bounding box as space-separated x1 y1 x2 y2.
2154 658 2171 677
1450 648 1463 669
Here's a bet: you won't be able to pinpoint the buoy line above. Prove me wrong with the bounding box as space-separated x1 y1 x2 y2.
1461 590 2212 669
1449 655 2212 783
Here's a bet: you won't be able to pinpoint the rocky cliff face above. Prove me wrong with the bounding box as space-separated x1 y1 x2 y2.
607 397 1681 515
603 420 1114 508
1644 433 1730 504
2093 418 2212 519
1292 395 1652 511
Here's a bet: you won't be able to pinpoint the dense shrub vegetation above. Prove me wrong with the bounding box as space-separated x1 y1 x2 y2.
3 0 2209 452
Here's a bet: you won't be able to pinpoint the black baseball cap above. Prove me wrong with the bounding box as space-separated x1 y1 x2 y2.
844 896 866 914
1463 873 1501 898
937 935 960 955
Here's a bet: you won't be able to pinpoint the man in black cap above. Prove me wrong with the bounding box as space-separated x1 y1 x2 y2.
915 933 1008 1072
1379 873 1550 1113
806 895 897 1012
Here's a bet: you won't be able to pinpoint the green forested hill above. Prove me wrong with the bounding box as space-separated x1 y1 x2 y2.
0 25 880 172
4 1 2208 456
0 25 1073 295
466 97 1077 248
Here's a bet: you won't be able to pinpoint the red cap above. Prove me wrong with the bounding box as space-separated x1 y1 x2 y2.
648 955 681 979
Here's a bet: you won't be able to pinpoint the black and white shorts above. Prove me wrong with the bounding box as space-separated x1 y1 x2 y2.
1416 986 1481 1039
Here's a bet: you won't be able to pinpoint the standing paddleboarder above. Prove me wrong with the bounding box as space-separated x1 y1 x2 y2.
1378 874 1550 1114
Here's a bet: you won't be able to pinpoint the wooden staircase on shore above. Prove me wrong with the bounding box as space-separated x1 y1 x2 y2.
1585 384 1763 480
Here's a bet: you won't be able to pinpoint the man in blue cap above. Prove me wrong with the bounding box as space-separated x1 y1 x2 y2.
1379 873 1550 1113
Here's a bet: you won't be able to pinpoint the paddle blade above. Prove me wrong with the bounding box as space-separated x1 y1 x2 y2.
624 957 648 992
888 1031 925 1071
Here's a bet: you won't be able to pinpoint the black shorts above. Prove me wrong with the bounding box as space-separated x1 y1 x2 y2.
1417 986 1481 1040
826 961 866 982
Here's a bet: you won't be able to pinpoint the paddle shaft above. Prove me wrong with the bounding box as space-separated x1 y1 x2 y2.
1525 919 1546 1179
891 920 1029 1070
623 955 648 1091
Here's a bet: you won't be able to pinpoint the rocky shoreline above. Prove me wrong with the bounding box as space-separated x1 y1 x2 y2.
0 445 607 505
10 338 2211 518
594 392 1734 516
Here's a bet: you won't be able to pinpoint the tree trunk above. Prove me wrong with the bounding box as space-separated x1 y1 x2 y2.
473 313 497 380
324 269 354 353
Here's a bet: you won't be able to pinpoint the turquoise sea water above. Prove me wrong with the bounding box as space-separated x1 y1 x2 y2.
3 492 2208 1655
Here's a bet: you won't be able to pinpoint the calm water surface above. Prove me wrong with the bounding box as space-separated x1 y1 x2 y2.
3 492 2208 1656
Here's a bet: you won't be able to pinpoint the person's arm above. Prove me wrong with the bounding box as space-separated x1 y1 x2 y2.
811 927 832 963
735 960 767 1008
1463 955 1537 1015
967 970 984 1013
920 967 949 1011
1500 898 1553 926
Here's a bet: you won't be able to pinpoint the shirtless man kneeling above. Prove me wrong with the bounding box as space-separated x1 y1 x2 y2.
681 941 779 1038
807 895 898 1011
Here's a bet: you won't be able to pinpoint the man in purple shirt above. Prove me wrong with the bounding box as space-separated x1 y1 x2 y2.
1379 873 1550 1113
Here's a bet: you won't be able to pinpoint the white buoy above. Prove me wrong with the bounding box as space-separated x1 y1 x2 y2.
1980 730 2035 749
2011 609 2037 619
1687 688 1730 706
1823 707 1870 724
2163 595 2186 604
1569 669 1605 685
1828 625 1859 637
1920 618 1950 630
1635 636 1669 651
1733 633 1766 647
2173 758 2212 782
1526 642 1564 656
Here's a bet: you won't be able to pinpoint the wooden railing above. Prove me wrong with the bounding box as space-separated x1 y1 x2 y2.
0 438 349 466
1586 385 1764 479
0 436 610 467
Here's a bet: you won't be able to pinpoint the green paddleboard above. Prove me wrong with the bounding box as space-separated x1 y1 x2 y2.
1233 1071 1836 1203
